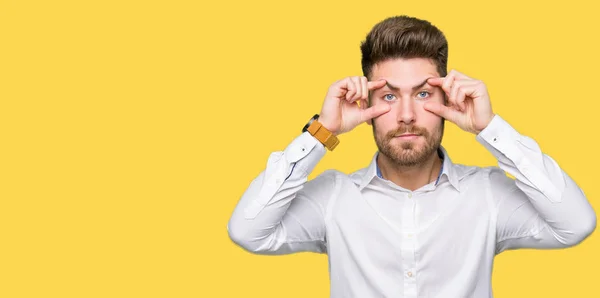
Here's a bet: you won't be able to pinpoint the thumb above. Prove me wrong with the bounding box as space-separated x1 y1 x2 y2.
362 104 391 124
423 101 457 122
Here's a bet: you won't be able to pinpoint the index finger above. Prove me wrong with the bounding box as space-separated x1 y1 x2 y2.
427 77 444 86
367 79 387 90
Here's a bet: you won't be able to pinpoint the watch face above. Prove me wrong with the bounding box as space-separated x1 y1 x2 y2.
302 122 310 132
302 114 319 132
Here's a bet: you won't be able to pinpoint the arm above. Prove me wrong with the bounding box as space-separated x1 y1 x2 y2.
227 76 391 255
227 132 330 254
424 70 596 254
476 115 596 253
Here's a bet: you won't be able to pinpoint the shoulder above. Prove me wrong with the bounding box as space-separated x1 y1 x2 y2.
306 165 370 191
461 164 519 204
450 163 517 198
452 162 511 183
305 169 348 190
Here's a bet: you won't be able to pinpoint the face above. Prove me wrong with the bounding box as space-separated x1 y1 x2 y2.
369 58 445 167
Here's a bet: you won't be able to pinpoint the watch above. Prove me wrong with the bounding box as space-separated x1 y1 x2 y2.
302 114 340 151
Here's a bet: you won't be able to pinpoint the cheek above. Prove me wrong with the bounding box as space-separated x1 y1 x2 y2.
417 99 442 117
421 113 442 128
416 104 443 128
374 109 396 129
373 119 393 140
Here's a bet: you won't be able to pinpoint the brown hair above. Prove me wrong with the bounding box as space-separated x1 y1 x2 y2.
360 15 448 79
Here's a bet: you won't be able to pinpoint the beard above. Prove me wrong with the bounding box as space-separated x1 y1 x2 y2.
373 120 444 167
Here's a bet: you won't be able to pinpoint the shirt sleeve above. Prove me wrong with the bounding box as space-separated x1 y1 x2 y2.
227 132 335 255
475 115 597 254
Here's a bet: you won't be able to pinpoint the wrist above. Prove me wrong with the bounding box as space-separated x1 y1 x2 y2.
316 116 339 136
475 113 496 135
302 114 340 151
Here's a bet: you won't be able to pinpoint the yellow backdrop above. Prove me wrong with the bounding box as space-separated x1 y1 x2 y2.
1 0 598 297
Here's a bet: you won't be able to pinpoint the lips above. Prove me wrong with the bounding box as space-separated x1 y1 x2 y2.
386 126 428 140
396 134 419 137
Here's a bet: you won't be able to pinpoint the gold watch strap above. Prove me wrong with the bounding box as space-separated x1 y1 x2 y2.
306 120 339 151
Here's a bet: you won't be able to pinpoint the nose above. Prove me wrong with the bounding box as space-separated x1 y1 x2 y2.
396 97 416 125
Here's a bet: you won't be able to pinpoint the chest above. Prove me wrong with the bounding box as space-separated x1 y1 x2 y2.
325 182 496 269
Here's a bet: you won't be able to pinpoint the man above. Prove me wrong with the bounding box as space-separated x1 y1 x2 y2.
227 15 597 297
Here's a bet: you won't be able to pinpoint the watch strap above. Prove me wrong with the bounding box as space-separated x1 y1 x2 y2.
306 120 339 151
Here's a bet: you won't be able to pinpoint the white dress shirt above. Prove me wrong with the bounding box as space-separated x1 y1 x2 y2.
227 115 597 298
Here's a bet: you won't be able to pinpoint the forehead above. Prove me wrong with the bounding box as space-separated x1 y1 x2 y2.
371 58 439 88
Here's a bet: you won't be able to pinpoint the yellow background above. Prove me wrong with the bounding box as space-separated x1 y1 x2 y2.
1 0 598 297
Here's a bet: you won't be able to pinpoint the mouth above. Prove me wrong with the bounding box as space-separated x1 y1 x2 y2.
394 133 420 140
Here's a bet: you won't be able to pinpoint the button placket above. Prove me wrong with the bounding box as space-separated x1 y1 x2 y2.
401 192 417 296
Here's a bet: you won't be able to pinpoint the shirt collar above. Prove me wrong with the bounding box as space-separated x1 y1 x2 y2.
356 146 461 192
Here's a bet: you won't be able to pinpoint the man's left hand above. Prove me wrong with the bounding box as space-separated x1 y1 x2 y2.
425 70 495 135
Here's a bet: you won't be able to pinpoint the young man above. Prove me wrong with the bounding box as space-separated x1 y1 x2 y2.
227 15 597 297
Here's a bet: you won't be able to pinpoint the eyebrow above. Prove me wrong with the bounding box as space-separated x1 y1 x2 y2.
383 78 433 92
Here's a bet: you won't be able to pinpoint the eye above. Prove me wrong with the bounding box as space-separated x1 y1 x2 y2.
383 94 396 101
416 91 431 99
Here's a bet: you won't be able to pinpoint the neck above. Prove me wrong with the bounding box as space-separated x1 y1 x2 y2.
377 149 442 191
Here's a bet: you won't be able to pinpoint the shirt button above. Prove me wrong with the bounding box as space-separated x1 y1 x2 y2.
407 234 413 238
408 193 413 198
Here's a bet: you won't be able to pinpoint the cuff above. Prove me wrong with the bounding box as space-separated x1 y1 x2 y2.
476 114 523 164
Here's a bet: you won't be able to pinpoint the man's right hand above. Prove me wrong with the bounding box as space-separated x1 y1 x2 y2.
318 76 390 136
